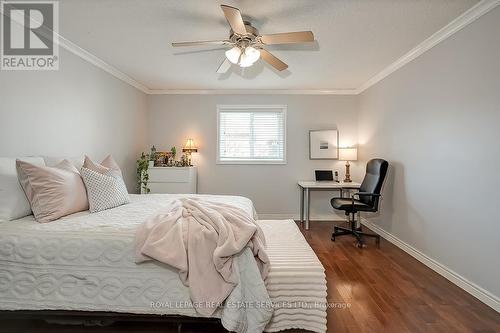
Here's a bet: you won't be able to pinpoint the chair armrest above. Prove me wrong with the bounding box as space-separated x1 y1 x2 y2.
350 192 381 211
352 192 381 198
351 192 382 202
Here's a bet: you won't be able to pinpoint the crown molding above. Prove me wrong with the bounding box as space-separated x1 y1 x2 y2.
357 0 500 94
147 89 358 95
23 0 497 96
57 36 150 94
0 2 149 93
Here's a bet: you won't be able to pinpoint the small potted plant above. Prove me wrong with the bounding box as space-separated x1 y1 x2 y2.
136 152 150 194
170 146 177 161
149 145 157 168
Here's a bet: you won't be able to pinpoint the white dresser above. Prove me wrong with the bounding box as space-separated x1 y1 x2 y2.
147 167 197 194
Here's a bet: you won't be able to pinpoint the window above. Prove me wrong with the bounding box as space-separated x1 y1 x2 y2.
217 105 286 164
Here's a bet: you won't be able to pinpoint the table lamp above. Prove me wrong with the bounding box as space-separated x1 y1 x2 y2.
339 147 357 182
182 138 198 166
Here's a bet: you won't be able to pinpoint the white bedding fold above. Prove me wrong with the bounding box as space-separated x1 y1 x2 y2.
257 220 327 333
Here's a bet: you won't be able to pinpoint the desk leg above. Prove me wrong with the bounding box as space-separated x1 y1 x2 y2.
299 187 304 225
305 188 310 230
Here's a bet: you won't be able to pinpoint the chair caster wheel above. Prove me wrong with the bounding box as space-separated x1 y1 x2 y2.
356 241 366 248
331 235 336 242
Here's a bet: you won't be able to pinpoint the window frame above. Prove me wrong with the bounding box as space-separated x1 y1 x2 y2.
216 105 287 165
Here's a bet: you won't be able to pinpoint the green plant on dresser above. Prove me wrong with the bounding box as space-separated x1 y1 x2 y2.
136 152 150 194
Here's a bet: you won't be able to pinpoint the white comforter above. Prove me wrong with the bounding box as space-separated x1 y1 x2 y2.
0 194 272 333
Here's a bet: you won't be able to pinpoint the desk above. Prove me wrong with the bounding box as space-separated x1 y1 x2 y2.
298 181 361 230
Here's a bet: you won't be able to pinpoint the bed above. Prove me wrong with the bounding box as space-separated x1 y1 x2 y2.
0 194 327 333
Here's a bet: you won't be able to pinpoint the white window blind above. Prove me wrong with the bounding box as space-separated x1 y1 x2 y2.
217 105 286 164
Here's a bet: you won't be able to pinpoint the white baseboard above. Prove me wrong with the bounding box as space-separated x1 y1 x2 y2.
361 218 500 313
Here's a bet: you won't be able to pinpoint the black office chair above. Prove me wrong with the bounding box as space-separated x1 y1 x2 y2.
330 158 389 248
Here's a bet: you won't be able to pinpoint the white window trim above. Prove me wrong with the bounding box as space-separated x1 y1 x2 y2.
216 105 287 165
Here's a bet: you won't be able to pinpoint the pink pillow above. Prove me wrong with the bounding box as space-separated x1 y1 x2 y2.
16 159 89 223
83 155 123 177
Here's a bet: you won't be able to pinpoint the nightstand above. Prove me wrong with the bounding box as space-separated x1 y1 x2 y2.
147 166 197 194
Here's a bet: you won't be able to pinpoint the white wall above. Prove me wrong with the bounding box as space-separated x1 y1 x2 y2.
148 94 361 219
0 48 148 191
358 7 500 301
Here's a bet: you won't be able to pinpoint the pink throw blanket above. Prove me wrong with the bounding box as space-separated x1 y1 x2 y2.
135 198 269 316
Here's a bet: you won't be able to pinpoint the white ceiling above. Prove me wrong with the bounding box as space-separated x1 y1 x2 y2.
59 0 478 91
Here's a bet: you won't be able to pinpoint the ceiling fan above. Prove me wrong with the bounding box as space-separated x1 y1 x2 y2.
172 4 315 73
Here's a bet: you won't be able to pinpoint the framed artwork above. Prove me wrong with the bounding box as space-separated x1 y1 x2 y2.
154 152 171 166
309 130 339 159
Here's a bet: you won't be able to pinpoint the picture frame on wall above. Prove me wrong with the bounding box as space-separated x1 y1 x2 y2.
309 129 339 159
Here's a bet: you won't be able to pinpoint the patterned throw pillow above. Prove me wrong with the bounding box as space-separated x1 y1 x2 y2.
80 160 130 213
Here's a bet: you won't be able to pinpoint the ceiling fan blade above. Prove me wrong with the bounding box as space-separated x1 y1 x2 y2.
216 58 232 74
261 31 314 45
221 5 247 35
172 40 230 47
259 48 288 71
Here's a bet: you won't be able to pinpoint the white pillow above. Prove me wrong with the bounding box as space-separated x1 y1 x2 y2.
43 156 85 171
81 167 130 213
0 157 45 221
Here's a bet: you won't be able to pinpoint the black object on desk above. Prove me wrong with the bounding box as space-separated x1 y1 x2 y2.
315 170 334 181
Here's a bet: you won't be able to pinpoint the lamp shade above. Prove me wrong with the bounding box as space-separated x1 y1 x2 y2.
182 138 198 153
339 147 357 161
225 46 241 64
239 46 260 67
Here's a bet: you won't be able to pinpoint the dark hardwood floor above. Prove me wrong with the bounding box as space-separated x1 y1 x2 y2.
303 223 499 333
2 222 499 333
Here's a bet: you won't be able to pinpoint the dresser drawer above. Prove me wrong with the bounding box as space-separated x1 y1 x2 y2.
149 167 190 183
146 167 197 194
149 182 195 194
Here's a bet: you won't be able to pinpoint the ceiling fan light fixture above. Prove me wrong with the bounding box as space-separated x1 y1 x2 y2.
225 46 241 64
172 5 314 73
245 46 260 63
239 58 254 67
239 46 260 67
